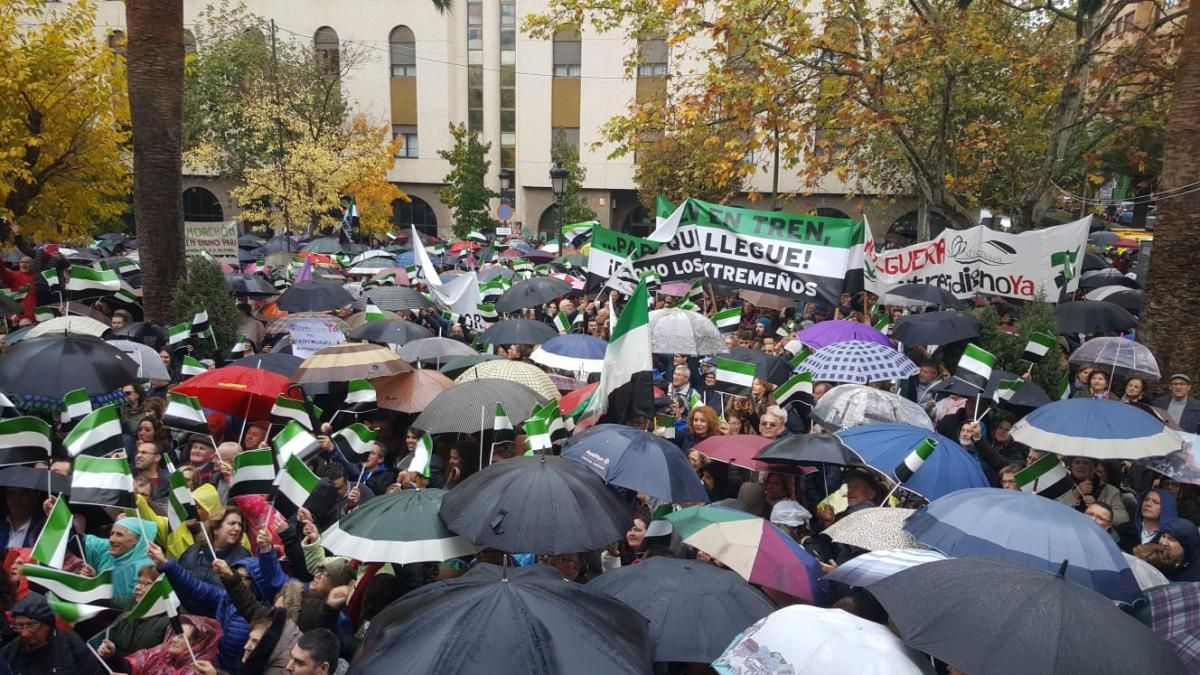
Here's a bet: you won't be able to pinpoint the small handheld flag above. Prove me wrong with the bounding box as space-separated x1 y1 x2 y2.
32 496 73 568
1023 332 1056 364
493 402 515 444
712 357 757 396
1015 452 1074 499
409 431 434 478
893 437 938 483
954 343 995 391
712 308 741 334
332 423 377 458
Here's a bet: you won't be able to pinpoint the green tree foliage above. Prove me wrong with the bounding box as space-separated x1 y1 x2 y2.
550 131 596 224
438 123 498 238
169 258 239 360
969 299 1066 398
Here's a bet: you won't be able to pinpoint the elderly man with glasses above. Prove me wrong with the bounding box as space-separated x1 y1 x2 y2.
0 592 106 674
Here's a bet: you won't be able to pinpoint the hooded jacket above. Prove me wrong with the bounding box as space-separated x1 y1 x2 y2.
161 549 289 673
240 609 301 675
1134 488 1179 544
83 517 158 606
1160 519 1200 582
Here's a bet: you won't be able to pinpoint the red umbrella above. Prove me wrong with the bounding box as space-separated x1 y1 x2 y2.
499 248 524 259
694 435 815 476
448 241 479 253
172 365 292 421
558 382 665 416
1111 239 1141 249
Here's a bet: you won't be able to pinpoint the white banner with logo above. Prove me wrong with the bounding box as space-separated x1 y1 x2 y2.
865 216 1090 302
286 318 346 358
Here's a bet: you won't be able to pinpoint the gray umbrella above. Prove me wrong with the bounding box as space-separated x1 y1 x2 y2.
105 339 171 381
495 277 572 314
1088 231 1121 247
479 319 557 346
870 557 1188 675
813 384 934 431
365 286 431 311
648 308 728 356
1070 336 1160 381
413 378 546 434
397 337 477 363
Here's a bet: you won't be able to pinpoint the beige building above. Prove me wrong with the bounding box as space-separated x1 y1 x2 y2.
81 0 914 239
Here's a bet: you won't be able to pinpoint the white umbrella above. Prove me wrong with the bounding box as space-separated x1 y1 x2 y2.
105 339 171 381
814 384 934 431
1069 336 1160 382
28 315 109 339
648 308 728 356
713 604 934 674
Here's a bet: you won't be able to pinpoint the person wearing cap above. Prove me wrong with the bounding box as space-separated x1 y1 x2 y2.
1154 374 1200 433
188 433 220 486
770 500 812 543
0 592 104 675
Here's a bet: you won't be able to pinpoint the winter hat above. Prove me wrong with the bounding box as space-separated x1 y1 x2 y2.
11 592 54 625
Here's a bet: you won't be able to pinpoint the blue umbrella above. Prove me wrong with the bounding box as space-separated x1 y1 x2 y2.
394 251 416 267
562 424 709 503
530 335 607 374
837 424 990 500
1011 398 1182 460
903 487 1141 604
796 340 918 384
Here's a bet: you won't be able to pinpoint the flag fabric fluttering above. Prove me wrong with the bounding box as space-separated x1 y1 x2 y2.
228 448 276 498
162 392 210 434
0 416 53 466
995 378 1024 402
775 372 814 407
333 423 377 458
712 308 741 334
125 575 181 621
789 345 813 370
22 565 114 605
274 454 320 518
70 454 134 507
62 405 123 458
1015 452 1074 499
167 322 192 349
271 395 317 431
493 402 515 444
60 388 92 428
409 431 434 479
46 592 118 626
342 379 377 414
712 357 757 396
66 266 120 298
553 310 572 334
31 496 72 568
271 421 320 463
1023 331 1057 364
190 307 210 338
180 356 207 378
954 343 995 391
894 437 939 483
364 303 387 322
581 279 655 424
167 470 200 532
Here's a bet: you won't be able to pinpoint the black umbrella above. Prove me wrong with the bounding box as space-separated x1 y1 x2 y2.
588 556 774 663
276 280 355 312
0 294 24 316
303 237 345 254
1088 231 1121 247
880 283 963 309
0 466 70 495
0 334 139 400
237 249 256 264
754 433 862 466
238 234 265 249
495 277 572 314
364 286 431 311
929 369 1052 411
560 424 709 503
869 557 1187 675
355 563 653 675
1092 288 1143 314
228 353 305 378
1055 300 1137 334
439 354 503 379
439 455 630 554
478 319 557 346
263 235 299 254
413 379 546 434
347 319 433 346
891 311 980 346
726 347 793 386
1082 252 1111 272
1079 268 1140 291
106 322 169 350
224 273 278 297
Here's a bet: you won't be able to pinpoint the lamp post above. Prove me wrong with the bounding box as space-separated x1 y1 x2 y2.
498 168 513 205
549 162 569 249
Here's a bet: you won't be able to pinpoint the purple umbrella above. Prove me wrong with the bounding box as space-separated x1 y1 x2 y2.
796 320 891 350
524 250 556 263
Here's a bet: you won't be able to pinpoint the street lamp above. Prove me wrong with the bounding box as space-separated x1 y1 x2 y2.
549 162 569 249
498 168 513 203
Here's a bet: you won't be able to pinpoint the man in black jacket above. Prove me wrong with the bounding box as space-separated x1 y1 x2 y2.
1 592 105 675
1154 374 1200 434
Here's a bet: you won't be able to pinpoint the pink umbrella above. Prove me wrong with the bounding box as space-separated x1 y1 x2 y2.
370 267 411 286
657 282 693 297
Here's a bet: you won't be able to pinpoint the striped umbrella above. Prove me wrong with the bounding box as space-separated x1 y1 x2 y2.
455 360 560 400
824 547 947 588
363 286 431 311
290 342 413 384
397 337 477 364
1147 582 1200 671
664 504 826 603
530 335 607 375
1011 398 1182 460
321 489 476 564
796 340 918 384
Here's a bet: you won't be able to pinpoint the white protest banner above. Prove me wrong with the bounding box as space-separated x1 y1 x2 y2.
285 318 345 358
184 222 239 262
864 216 1090 302
411 226 488 329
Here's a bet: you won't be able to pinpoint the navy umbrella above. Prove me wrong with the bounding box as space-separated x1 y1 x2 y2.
495 277 572 314
275 280 355 312
837 424 990 500
478 319 557 346
439 455 630 555
870 557 1186 675
355 563 652 675
588 556 774 663
561 424 709 503
891 311 980 346
902 487 1141 604
1010 398 1181 460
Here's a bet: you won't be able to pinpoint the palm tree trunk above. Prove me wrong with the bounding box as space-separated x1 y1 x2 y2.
1140 13 1200 384
125 0 185 322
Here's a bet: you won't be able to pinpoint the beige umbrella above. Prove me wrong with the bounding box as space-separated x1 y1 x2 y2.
374 369 456 413
823 507 919 552
28 315 110 338
291 342 413 384
455 360 561 400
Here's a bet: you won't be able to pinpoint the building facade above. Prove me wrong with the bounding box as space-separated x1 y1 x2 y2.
81 0 916 239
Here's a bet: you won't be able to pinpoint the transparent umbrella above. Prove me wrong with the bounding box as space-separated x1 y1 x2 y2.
1070 336 1160 381
648 308 728 356
813 384 933 431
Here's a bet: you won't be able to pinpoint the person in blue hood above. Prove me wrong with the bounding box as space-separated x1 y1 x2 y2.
1129 488 1178 552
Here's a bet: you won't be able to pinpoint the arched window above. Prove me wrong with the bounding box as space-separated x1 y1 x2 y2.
183 29 197 57
182 187 224 222
108 30 127 56
815 207 851 220
392 196 438 238
389 26 415 77
314 27 340 75
553 29 581 78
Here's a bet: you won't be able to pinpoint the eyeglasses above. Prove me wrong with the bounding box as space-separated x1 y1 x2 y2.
760 421 779 428
11 622 44 632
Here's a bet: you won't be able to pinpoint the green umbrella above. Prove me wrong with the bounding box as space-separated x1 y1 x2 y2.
439 353 502 379
321 489 477 564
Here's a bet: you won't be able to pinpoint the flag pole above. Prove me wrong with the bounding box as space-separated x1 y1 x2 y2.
181 625 200 667
198 521 218 560
86 641 115 674
478 405 485 475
